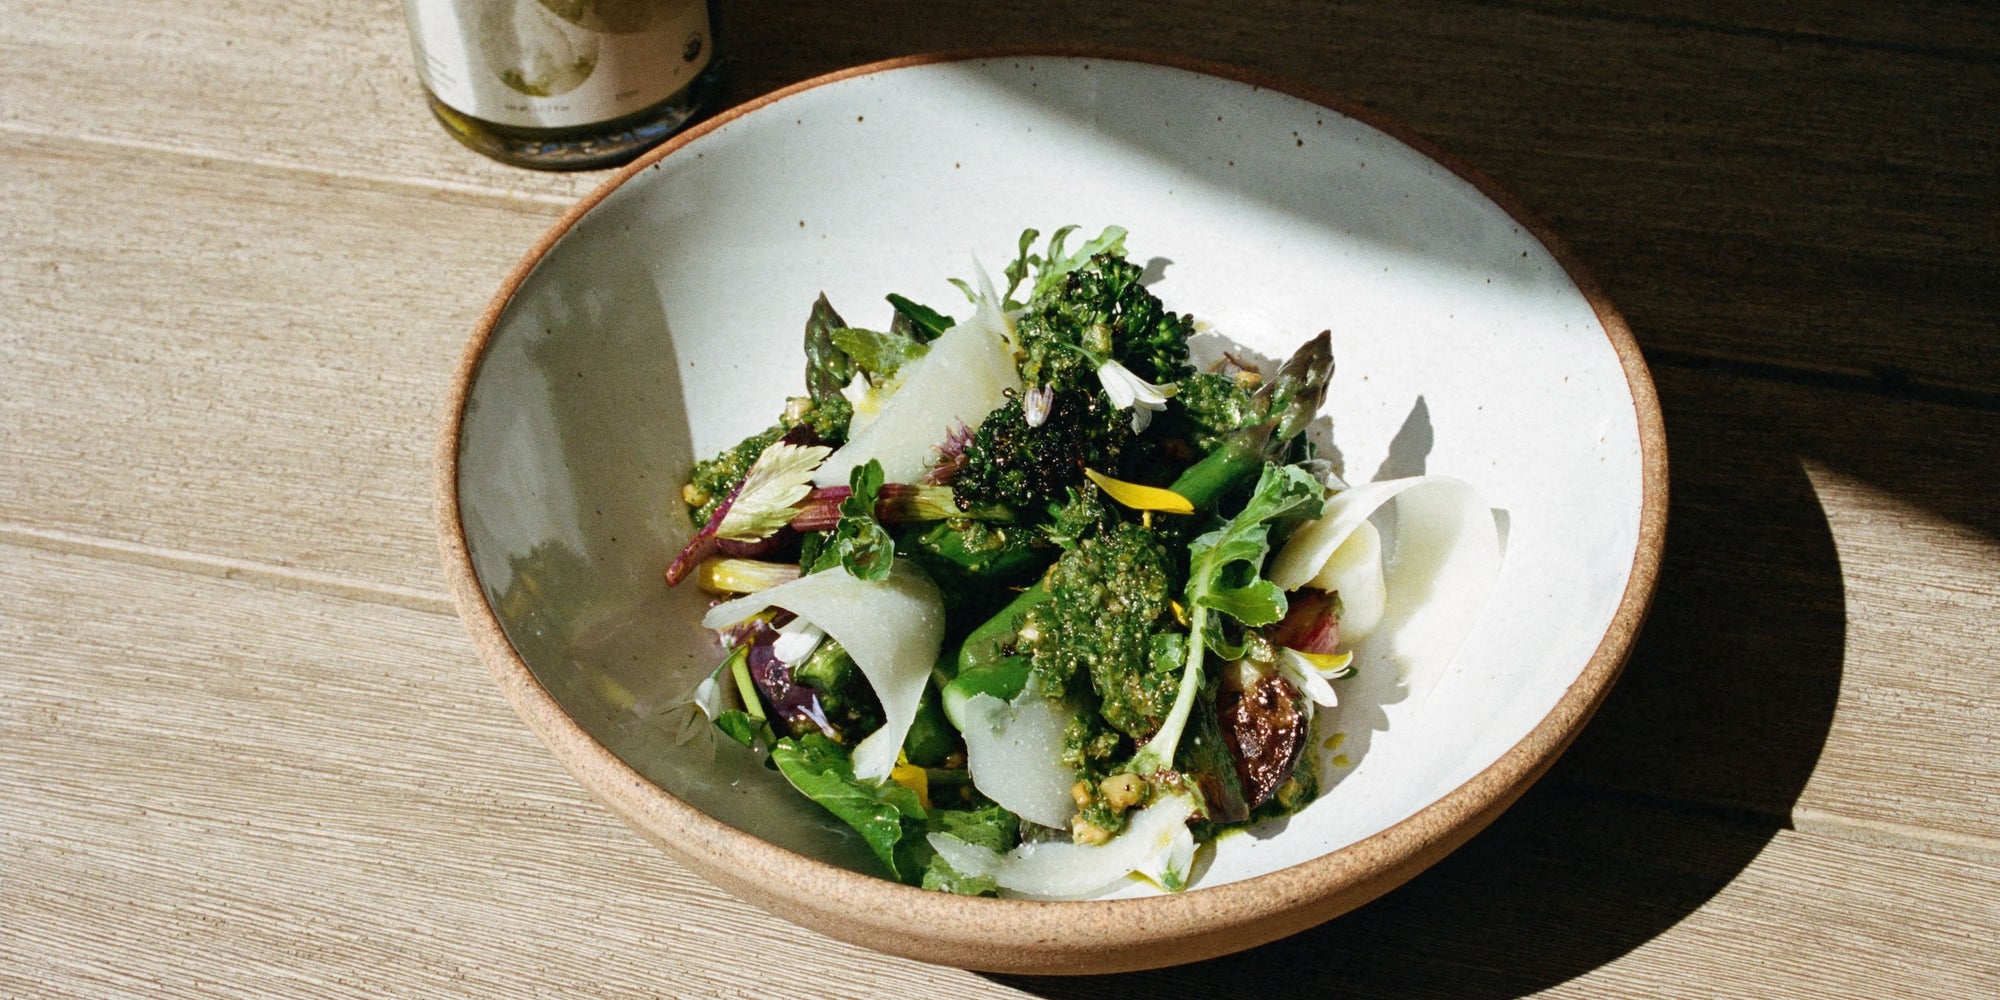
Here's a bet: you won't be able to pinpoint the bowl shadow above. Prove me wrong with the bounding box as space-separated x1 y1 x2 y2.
989 370 1846 995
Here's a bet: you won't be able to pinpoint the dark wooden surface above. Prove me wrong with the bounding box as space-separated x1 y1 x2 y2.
3 1 1994 996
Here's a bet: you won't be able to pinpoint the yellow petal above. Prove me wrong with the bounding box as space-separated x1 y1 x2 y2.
1292 648 1354 675
890 759 932 811
1084 468 1194 515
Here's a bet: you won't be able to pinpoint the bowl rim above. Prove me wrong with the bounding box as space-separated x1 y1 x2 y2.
435 46 1668 974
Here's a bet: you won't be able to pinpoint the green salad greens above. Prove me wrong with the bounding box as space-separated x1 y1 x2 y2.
671 227 1365 899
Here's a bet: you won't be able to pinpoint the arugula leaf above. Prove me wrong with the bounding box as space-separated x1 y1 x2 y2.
920 803 1020 896
770 734 930 880
1000 227 1043 307
933 801 1017 851
1187 463 1325 634
772 735 1024 891
810 459 895 580
993 226 1133 310
1029 225 1128 304
712 710 767 749
886 293 955 341
921 861 999 897
1131 463 1324 775
830 327 929 381
1199 613 1248 663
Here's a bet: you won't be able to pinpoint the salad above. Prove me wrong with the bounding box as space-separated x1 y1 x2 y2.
667 227 1498 899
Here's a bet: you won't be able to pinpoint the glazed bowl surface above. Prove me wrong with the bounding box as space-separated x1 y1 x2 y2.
438 50 1666 974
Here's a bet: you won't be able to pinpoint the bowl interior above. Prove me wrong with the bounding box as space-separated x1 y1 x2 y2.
453 55 1648 894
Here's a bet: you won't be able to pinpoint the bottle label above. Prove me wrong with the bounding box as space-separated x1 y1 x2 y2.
404 1 711 129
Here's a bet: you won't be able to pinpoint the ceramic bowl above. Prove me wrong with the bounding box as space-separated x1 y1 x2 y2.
437 50 1666 974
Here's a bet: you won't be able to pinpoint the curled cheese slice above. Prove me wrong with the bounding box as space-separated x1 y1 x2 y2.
928 793 1197 899
1270 476 1501 704
701 563 944 781
1310 518 1386 642
959 690 1078 830
814 275 1021 487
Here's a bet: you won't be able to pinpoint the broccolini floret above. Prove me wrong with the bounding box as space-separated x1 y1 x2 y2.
1171 371 1267 450
1040 483 1109 550
1015 253 1197 390
953 388 1129 511
1022 523 1183 740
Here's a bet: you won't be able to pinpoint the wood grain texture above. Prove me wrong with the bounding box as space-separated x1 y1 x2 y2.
1552 365 2000 854
0 131 554 595
0 544 982 999
1 129 1995 850
0 1 1991 391
2 0 1996 992
1075 786 2000 999
1517 0 2000 55
0 0 594 203
5 546 1995 998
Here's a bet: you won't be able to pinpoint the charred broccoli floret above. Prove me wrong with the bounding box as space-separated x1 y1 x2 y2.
1041 483 1109 550
954 249 1209 515
1022 523 1183 739
954 388 1130 511
1015 253 1197 389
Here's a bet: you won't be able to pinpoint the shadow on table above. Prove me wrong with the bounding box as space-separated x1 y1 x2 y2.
990 380 1848 997
678 7 1986 994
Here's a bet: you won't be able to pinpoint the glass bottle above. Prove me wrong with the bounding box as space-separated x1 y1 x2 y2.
402 0 721 171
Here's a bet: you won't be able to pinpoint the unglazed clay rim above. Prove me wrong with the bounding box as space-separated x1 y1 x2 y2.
436 48 1668 975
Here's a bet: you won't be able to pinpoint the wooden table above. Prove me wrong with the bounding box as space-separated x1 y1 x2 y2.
5 2 1995 996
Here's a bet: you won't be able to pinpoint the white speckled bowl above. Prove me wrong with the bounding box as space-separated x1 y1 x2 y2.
437 50 1666 974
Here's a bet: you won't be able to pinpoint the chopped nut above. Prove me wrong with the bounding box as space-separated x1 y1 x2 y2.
1071 816 1111 846
681 483 709 507
1070 780 1094 809
1099 772 1145 811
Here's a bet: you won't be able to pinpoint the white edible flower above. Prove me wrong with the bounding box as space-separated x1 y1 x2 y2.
1095 359 1176 432
1275 647 1353 709
771 618 825 664
1023 385 1055 428
691 675 723 721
